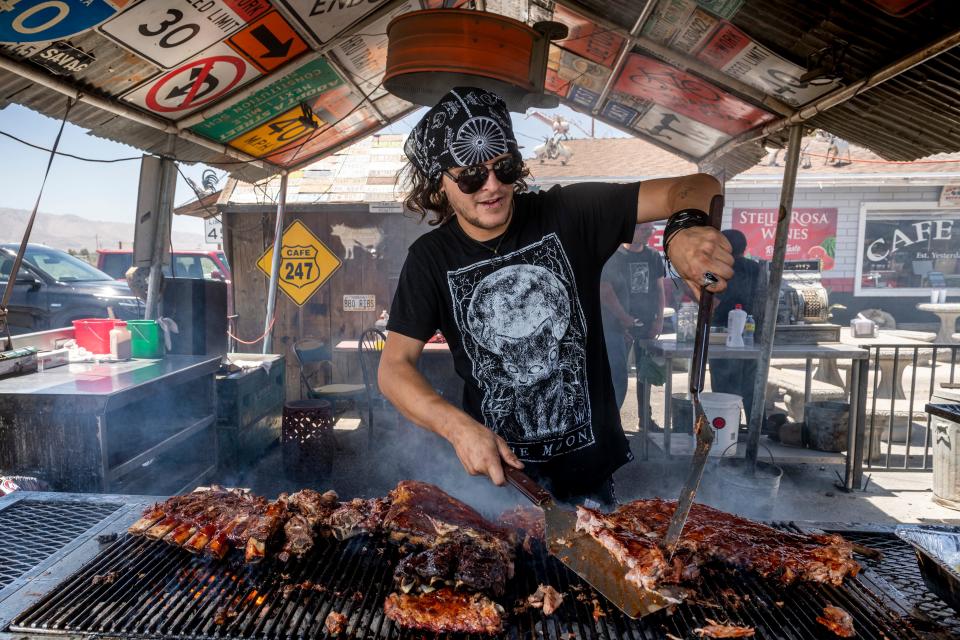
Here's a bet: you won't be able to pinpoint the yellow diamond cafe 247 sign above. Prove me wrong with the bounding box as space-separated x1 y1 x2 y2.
257 220 341 306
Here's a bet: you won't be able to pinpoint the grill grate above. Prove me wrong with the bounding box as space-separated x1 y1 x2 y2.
833 530 960 634
0 500 121 590
10 527 958 640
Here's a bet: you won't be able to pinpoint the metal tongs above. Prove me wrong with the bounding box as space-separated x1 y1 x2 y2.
660 194 724 559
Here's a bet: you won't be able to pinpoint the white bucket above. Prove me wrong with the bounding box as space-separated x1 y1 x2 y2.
697 392 742 457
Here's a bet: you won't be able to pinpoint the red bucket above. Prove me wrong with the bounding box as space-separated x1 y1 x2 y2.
73 318 124 354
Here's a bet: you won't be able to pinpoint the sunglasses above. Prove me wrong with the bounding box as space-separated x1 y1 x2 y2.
443 154 523 194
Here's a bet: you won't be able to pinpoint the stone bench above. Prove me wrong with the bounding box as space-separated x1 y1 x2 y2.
766 367 846 421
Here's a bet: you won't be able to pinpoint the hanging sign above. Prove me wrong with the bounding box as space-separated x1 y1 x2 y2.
697 23 840 107
545 45 610 109
329 0 416 102
611 53 773 137
226 10 307 72
123 42 260 116
269 106 379 167
30 40 94 75
642 0 741 44
279 0 388 44
551 4 624 68
229 104 323 156
190 57 343 142
99 0 269 68
0 0 118 44
256 219 342 306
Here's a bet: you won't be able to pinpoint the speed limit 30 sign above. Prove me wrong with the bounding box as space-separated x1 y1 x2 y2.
99 0 269 68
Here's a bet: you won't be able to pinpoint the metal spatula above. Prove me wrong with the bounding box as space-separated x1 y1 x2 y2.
660 194 725 559
505 468 675 618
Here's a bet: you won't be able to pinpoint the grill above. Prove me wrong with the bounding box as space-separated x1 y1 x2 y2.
9 525 959 640
0 500 122 590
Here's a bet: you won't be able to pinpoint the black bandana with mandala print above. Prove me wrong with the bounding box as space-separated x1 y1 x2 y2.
404 87 519 182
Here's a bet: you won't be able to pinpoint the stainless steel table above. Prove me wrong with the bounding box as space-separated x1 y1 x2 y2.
640 337 870 490
0 356 220 493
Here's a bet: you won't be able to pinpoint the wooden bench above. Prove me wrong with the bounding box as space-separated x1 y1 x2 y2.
766 367 846 421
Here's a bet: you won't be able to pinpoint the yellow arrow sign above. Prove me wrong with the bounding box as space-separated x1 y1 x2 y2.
257 219 342 306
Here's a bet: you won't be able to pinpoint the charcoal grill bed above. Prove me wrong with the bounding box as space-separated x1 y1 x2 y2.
1 493 959 640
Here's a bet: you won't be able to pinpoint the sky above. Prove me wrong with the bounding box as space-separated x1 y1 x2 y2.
0 102 628 242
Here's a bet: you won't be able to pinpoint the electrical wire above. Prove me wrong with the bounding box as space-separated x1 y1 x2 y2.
0 129 141 162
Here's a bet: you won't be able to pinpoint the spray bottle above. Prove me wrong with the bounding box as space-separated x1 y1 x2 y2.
726 304 747 348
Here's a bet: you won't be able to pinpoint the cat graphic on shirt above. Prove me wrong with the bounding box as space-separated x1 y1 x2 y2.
466 264 572 440
493 317 568 439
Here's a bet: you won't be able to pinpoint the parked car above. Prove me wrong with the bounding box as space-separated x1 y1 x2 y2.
0 244 143 335
96 249 231 282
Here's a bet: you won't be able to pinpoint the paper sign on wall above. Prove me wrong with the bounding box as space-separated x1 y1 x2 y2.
343 294 375 312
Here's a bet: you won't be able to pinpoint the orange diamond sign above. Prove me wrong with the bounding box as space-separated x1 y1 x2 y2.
257 219 341 306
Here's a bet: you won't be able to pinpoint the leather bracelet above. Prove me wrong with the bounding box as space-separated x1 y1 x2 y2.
662 208 710 280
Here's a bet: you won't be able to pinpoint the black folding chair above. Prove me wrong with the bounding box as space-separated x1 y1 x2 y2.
358 328 387 447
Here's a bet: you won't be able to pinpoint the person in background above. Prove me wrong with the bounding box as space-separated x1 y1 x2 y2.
709 229 761 423
600 223 666 424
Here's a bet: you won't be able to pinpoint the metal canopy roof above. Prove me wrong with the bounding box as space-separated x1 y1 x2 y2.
1 0 958 183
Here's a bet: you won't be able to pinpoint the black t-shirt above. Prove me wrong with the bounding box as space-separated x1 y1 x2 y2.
388 182 639 495
600 246 665 332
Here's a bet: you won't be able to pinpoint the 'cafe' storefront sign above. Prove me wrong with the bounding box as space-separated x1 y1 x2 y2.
857 204 960 295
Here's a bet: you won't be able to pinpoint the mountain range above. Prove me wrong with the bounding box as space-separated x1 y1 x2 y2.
0 208 205 252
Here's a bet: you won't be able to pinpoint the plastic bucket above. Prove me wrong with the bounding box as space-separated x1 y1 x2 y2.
713 457 783 520
127 319 164 359
73 318 122 354
699 392 742 457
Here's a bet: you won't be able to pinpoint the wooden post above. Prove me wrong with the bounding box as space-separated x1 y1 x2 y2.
263 171 288 354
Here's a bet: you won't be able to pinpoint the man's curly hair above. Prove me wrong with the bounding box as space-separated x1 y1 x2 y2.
398 158 531 226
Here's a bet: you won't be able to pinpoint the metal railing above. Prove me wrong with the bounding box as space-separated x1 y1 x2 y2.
860 343 960 472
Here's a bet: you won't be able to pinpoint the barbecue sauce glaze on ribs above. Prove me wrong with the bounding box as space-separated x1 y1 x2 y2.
382 481 515 632
576 499 860 591
384 588 503 634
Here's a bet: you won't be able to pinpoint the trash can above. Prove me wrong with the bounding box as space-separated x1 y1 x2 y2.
927 405 960 510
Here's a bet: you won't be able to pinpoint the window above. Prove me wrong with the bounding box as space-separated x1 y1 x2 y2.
22 247 111 282
99 253 131 279
856 202 960 296
198 257 219 279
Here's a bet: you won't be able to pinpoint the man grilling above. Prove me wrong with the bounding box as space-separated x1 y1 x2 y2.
378 87 733 505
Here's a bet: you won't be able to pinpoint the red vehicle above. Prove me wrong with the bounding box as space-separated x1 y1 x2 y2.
96 249 231 283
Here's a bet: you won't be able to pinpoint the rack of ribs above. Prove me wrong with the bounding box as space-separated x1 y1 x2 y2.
393 530 512 597
381 481 515 634
576 499 860 592
382 480 515 550
384 588 504 635
128 488 283 562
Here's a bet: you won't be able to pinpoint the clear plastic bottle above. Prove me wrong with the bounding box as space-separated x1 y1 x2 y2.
726 304 747 348
743 314 756 346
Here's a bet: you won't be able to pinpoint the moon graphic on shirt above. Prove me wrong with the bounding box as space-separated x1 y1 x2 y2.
466 265 570 356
